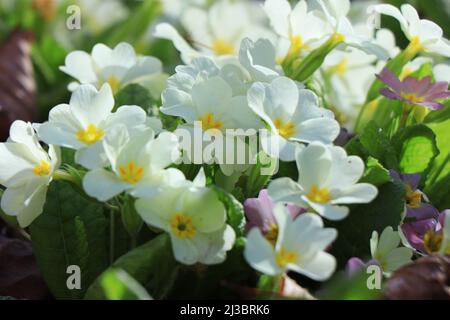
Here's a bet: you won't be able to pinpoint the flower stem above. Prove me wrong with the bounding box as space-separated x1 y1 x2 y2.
53 169 79 185
399 103 413 129
109 209 115 265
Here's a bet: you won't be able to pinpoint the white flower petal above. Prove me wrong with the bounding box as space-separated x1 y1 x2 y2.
69 84 114 127
332 183 378 204
244 228 280 275
82 168 129 201
268 177 305 206
60 51 97 84
293 251 336 281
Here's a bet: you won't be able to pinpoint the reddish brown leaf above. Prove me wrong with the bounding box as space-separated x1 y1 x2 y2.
0 29 36 141
384 255 450 300
0 233 49 300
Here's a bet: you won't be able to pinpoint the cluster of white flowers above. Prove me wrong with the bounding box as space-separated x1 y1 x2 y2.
2 0 448 284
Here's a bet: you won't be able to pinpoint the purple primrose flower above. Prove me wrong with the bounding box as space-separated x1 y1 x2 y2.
377 68 450 110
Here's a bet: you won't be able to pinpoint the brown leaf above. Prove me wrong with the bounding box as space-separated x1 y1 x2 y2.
383 255 450 300
0 234 49 300
0 29 36 141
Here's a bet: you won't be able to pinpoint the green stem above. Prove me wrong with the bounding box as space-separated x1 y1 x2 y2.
399 103 413 129
53 169 79 185
109 209 115 265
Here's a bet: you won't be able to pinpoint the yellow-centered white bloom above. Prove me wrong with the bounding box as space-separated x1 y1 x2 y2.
37 83 148 170
311 0 389 59
248 77 340 161
135 177 236 265
154 0 273 63
368 4 450 57
60 42 163 94
268 142 378 220
244 203 337 280
263 0 329 61
319 26 399 128
370 226 413 276
0 121 60 227
83 126 184 201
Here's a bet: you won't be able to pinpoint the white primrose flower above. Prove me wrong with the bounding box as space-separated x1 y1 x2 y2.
60 42 163 94
161 0 208 19
263 0 329 60
37 84 148 170
0 121 60 227
320 46 377 127
135 181 236 265
310 0 389 59
370 227 413 276
268 142 378 220
247 77 340 161
244 203 337 280
162 74 262 134
154 0 273 63
368 4 450 57
76 0 129 33
83 126 184 201
434 64 450 83
239 38 284 83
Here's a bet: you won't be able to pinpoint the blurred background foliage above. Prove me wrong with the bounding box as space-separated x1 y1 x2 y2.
0 0 449 133
0 0 449 300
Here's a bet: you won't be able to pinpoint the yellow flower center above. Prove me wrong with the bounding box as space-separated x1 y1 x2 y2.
273 118 295 139
170 213 196 239
265 223 278 246
212 39 235 56
199 112 223 131
289 35 309 55
118 161 144 184
400 92 425 104
405 184 422 208
105 75 121 94
423 229 443 254
275 247 298 268
33 160 51 177
76 124 104 145
330 58 348 76
307 185 332 204
399 67 413 80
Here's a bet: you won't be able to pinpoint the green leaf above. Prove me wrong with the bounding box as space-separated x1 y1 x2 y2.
245 152 277 198
393 124 439 175
105 0 161 46
318 271 381 300
29 181 108 299
212 187 245 237
114 83 153 112
424 118 450 209
84 233 177 300
354 121 398 169
360 157 392 187
328 181 405 266
92 268 152 300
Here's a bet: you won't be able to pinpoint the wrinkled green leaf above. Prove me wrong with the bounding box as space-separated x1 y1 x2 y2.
328 181 405 267
393 124 439 175
30 181 108 299
114 83 153 112
424 119 450 209
85 233 177 300
360 157 392 187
